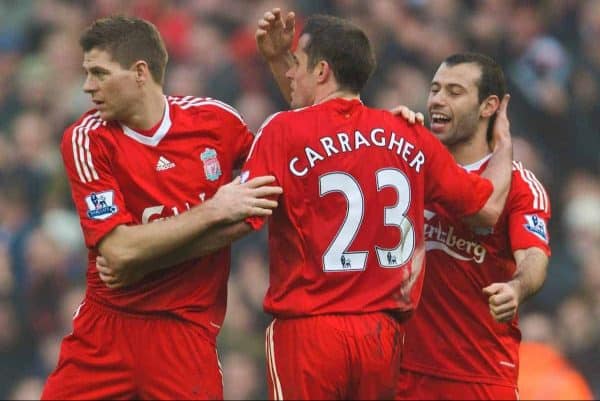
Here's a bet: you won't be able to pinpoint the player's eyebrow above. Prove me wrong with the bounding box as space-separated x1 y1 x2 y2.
84 65 111 74
447 83 466 90
431 81 467 92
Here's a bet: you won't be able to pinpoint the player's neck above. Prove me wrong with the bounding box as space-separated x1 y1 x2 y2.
450 131 492 166
120 87 165 131
314 85 359 105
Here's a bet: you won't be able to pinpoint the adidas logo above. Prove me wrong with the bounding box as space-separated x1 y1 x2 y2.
156 156 176 171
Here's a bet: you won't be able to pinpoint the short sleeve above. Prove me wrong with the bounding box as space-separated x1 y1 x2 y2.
61 119 134 248
240 113 285 230
211 100 255 169
420 126 494 218
508 164 551 255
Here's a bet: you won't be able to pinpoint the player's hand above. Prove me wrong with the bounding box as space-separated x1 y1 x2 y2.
491 94 511 151
256 8 295 61
389 105 425 125
210 175 283 223
482 281 520 323
96 255 145 289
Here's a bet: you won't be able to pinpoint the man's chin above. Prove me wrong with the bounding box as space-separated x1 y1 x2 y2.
429 128 445 138
431 130 452 145
98 110 115 121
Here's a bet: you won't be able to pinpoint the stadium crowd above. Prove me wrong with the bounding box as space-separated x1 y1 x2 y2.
0 0 598 399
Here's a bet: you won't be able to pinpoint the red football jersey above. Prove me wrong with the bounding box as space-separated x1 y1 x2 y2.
242 99 493 317
401 158 552 387
61 95 253 330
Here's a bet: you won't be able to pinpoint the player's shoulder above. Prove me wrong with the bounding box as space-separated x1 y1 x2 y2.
366 105 432 142
250 111 287 142
254 104 324 138
264 103 319 125
61 109 112 147
511 160 547 189
167 95 246 125
364 104 416 125
510 160 550 212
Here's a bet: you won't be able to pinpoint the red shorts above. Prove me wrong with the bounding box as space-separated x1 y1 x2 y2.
396 369 519 400
265 312 405 400
42 298 223 400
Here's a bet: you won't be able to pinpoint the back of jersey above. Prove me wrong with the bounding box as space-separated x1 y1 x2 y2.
243 98 490 317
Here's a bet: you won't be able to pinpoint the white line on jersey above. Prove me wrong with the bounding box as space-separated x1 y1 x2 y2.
72 113 101 183
168 96 245 124
512 161 548 212
499 360 516 368
247 112 284 160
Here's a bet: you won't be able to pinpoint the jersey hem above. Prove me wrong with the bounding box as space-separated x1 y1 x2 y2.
401 362 517 387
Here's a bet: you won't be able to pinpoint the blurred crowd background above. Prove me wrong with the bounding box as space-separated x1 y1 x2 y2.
0 0 598 399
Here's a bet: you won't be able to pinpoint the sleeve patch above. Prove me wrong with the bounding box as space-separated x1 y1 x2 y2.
524 214 548 242
85 190 119 220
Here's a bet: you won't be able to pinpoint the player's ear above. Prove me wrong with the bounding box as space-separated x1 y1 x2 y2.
132 60 149 86
316 60 331 84
480 95 500 119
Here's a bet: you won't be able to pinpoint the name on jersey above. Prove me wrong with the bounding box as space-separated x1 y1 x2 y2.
424 210 487 264
85 190 118 220
288 128 426 177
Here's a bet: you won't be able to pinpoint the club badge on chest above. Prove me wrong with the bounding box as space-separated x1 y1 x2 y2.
200 148 222 182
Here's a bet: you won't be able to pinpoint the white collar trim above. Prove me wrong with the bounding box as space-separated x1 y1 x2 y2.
120 96 171 147
462 153 492 172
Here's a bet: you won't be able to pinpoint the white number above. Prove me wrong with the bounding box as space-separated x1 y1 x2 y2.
375 169 415 267
319 169 415 272
320 173 368 271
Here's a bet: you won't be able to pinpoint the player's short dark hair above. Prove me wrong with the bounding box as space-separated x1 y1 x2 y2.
80 16 168 85
442 53 506 142
301 15 376 93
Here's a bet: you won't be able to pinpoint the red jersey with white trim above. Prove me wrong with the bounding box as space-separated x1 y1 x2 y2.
401 158 551 387
61 95 253 331
241 99 494 317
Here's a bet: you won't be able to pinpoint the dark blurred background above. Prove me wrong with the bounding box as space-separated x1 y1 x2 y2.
0 0 598 399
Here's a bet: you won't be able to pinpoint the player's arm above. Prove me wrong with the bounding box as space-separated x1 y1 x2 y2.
256 7 296 104
97 176 281 280
97 220 254 289
464 94 512 227
483 247 548 323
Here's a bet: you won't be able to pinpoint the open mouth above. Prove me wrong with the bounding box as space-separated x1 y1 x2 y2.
430 112 451 133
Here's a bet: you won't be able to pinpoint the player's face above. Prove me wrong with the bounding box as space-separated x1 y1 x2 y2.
427 62 483 146
286 34 318 109
82 49 139 121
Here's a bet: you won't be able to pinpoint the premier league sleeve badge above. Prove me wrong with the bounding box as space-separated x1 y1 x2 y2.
85 190 118 220
524 214 548 242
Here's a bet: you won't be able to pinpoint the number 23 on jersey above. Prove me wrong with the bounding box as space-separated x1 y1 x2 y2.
319 168 415 272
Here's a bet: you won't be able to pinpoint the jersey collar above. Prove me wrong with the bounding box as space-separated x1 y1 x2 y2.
461 153 492 172
120 96 172 147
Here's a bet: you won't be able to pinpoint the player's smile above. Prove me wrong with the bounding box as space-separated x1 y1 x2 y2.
429 110 452 134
